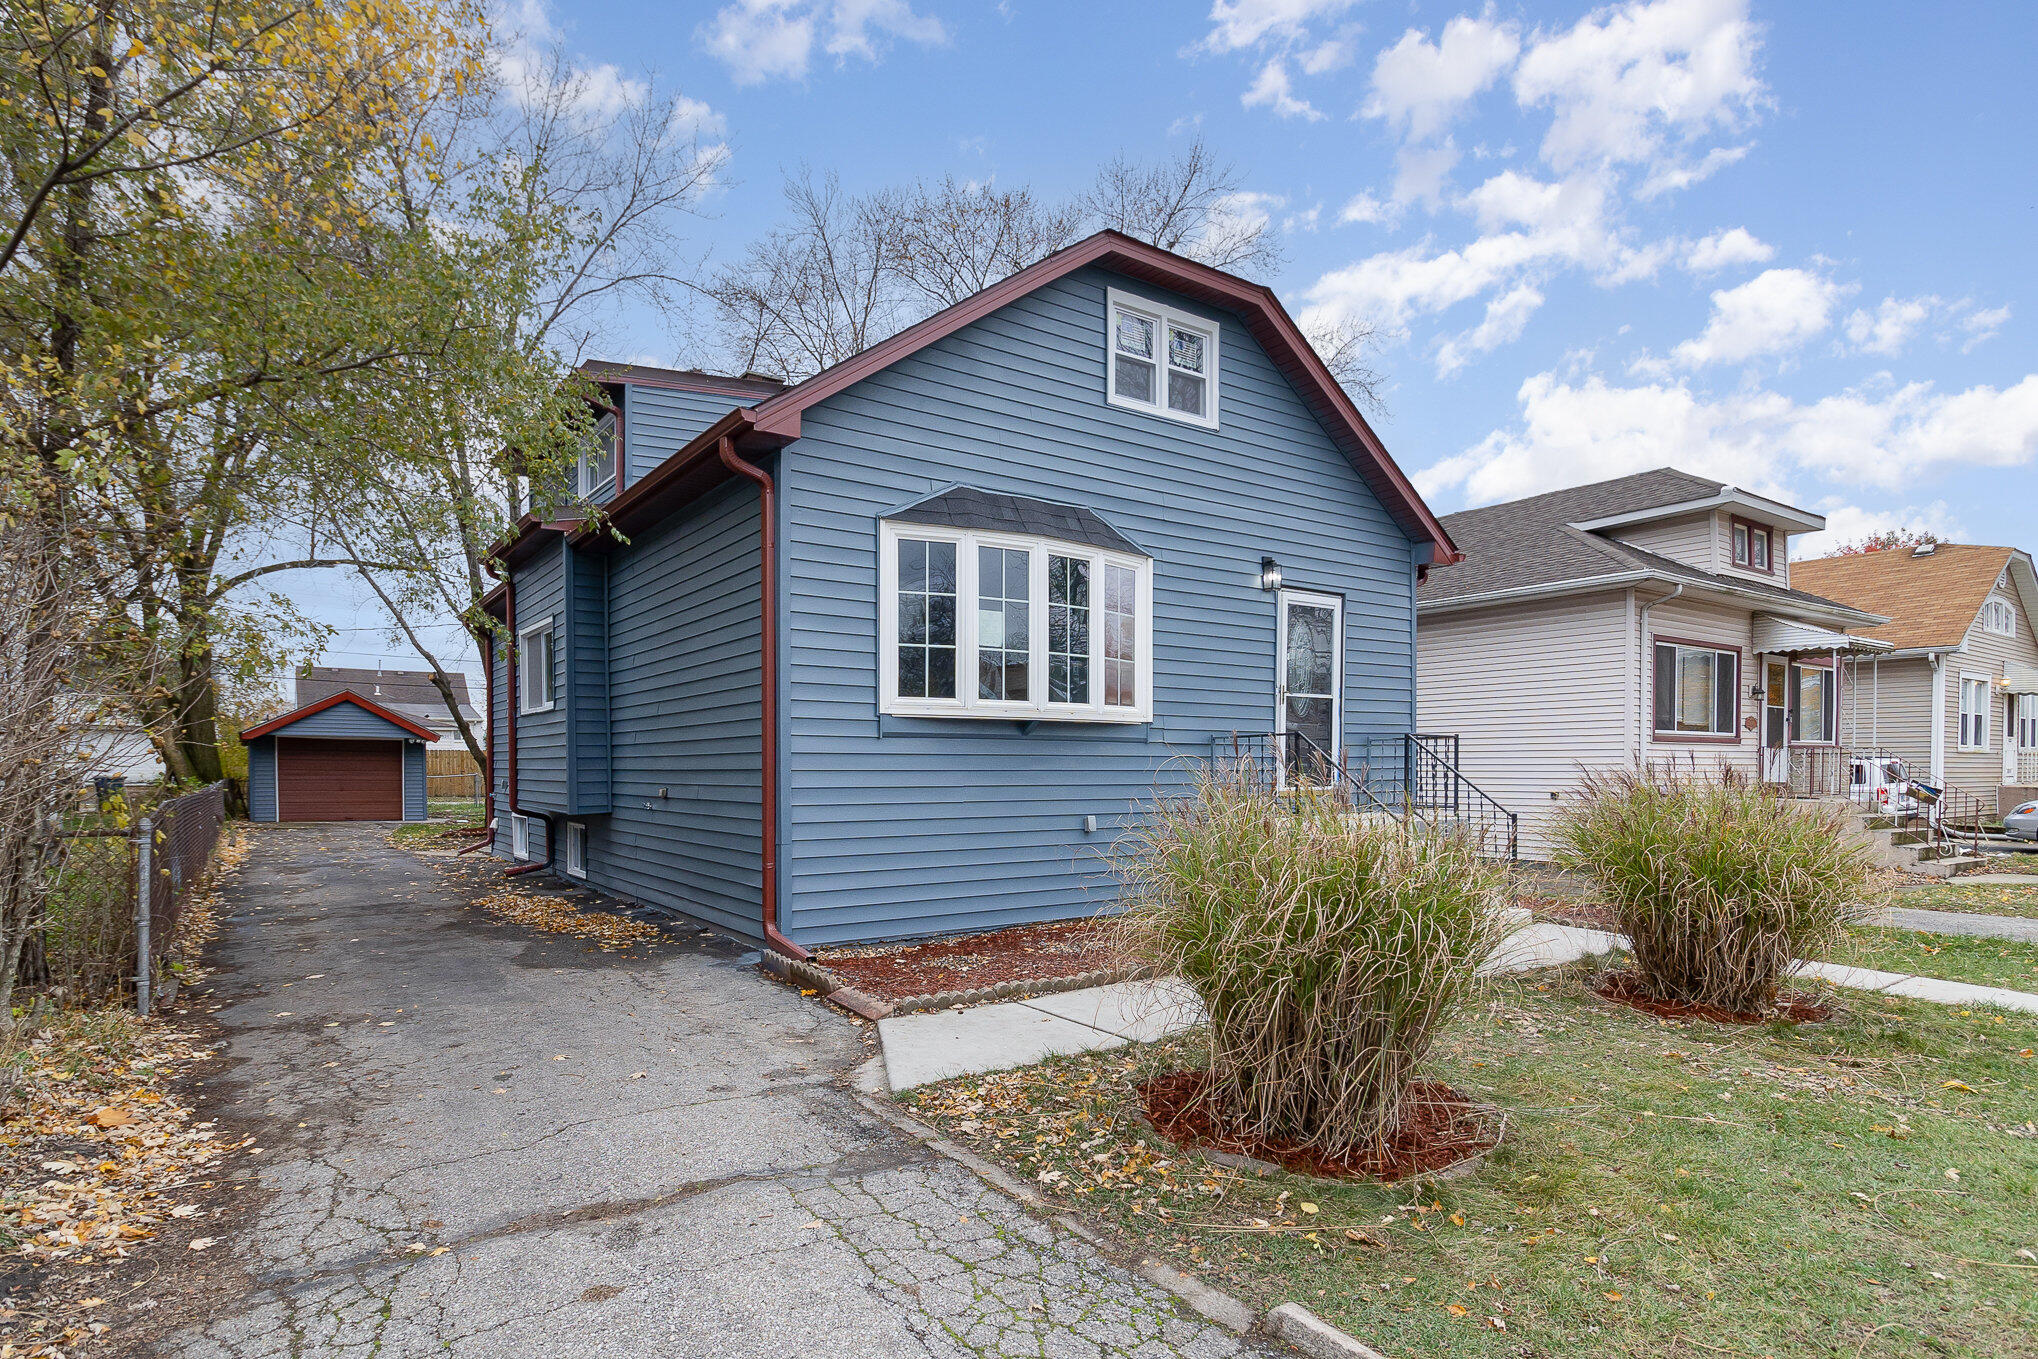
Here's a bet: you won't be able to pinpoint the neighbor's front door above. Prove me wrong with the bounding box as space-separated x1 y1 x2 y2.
1761 659 1788 784
1275 589 1343 783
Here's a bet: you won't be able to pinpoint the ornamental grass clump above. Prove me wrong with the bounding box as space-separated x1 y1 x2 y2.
1554 767 1881 1014
1115 765 1511 1161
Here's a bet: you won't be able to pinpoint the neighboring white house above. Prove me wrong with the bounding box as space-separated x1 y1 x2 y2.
1792 544 2038 816
1415 468 1891 858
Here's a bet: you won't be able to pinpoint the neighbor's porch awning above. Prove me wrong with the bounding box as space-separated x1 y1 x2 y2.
2004 663 2038 696
1750 614 1893 656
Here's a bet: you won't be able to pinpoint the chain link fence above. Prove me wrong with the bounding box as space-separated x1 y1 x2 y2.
33 781 228 1010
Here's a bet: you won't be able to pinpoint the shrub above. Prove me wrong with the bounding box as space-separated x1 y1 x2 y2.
1114 763 1511 1160
1553 767 1881 1013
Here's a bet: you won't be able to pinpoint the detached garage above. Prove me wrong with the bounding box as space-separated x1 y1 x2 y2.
242 693 438 822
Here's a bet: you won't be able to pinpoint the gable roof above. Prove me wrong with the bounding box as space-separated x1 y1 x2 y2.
239 691 441 743
1417 468 1879 625
886 485 1144 556
506 231 1456 573
1789 545 2030 651
298 667 474 714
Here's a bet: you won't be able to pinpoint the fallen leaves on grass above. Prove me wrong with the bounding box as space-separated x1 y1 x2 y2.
469 885 662 952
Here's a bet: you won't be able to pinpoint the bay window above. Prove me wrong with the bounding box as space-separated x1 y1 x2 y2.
880 521 1152 721
1790 662 1835 744
1653 640 1739 738
1107 289 1218 428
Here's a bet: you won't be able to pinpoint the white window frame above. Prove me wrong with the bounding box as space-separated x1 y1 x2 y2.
517 617 555 714
1105 287 1220 429
563 822 587 878
1958 673 1991 751
1651 640 1742 739
579 410 618 499
876 521 1154 723
1982 598 2016 637
510 812 530 861
1273 588 1344 763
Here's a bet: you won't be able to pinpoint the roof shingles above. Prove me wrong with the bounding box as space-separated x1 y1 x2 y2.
1789 545 2017 650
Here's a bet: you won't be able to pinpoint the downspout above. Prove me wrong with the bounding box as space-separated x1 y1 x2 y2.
716 436 809 961
1928 652 1946 784
1635 584 1686 764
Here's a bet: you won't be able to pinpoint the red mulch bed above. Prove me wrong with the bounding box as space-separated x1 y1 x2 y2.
1593 969 1831 1025
814 919 1118 1003
1520 893 1622 931
1139 1070 1499 1184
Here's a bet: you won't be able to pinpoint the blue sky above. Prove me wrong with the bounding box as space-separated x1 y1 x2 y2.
288 0 2037 684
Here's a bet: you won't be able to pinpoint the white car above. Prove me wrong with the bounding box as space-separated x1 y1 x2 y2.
1849 756 1920 816
2006 800 2038 842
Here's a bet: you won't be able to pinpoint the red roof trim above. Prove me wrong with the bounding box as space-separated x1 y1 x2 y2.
239 691 442 743
747 229 1458 565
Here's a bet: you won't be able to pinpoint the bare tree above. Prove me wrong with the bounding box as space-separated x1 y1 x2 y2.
710 168 907 381
1082 137 1283 276
1303 314 1387 417
891 175 1086 308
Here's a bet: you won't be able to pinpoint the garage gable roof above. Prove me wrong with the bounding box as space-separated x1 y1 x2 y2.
240 691 441 743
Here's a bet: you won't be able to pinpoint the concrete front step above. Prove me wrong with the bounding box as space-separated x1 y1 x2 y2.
1912 854 1989 878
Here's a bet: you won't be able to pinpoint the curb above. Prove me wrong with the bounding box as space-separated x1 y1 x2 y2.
842 1058 1394 1354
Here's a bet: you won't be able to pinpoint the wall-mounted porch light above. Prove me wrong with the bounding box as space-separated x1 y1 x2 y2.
1260 556 1282 591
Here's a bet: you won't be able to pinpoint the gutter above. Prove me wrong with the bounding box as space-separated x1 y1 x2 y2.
1636 583 1686 763
1422 568 1885 629
714 435 809 962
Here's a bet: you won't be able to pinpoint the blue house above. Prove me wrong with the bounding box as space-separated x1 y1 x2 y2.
482 231 1464 956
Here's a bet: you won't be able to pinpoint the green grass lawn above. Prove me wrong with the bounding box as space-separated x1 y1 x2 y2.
425 798 485 823
1896 881 2038 920
1837 927 2038 992
904 971 2038 1359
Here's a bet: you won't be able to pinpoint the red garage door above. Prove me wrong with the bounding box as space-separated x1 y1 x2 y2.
277 738 402 821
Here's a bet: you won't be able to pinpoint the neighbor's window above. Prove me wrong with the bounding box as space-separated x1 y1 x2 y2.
564 822 587 878
1107 289 1218 427
881 523 1151 721
579 410 618 498
1790 662 1835 744
1731 518 1772 572
1982 598 2016 637
517 617 555 714
1959 675 1991 750
1653 641 1739 738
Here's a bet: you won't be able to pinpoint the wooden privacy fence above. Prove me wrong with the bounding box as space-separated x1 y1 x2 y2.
426 747 485 803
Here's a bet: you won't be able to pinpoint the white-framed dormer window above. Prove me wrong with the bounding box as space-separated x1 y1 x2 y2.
517 617 555 714
510 812 530 860
579 410 618 499
1982 598 2016 637
1958 674 1991 750
564 822 587 878
1106 288 1218 428
878 521 1153 722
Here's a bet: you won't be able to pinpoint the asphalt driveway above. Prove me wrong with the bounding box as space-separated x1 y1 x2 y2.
162 823 1268 1358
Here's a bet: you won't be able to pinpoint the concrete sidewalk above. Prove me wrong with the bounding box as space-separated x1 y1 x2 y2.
1876 906 2038 943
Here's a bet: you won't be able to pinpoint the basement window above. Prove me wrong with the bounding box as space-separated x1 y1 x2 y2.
564 822 587 878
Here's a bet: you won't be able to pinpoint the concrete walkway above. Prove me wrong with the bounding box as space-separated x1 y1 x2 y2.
161 825 1272 1359
1876 906 2038 942
881 914 2038 1092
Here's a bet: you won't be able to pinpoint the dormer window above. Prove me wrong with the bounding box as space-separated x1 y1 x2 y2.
1107 289 1218 428
1983 598 2016 636
1730 517 1773 574
579 410 618 499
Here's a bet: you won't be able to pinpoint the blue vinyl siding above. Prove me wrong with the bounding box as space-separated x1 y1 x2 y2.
268 703 419 740
403 741 426 821
622 385 760 484
511 543 568 814
775 265 1421 947
573 477 764 939
567 548 611 813
247 737 276 822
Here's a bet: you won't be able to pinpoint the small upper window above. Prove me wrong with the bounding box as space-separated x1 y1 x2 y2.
1730 517 1772 573
1107 289 1218 428
579 410 618 499
1982 598 2016 637
518 618 556 714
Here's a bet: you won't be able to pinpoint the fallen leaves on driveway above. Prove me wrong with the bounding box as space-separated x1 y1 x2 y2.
470 884 662 952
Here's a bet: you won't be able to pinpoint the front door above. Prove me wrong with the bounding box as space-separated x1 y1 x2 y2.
1275 589 1343 784
1761 659 1788 784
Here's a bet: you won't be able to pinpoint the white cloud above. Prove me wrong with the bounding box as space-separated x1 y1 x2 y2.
1419 367 2038 507
1435 283 1545 377
668 94 728 141
1300 35 1355 74
1671 267 1846 368
1363 14 1521 143
1636 141 1749 198
1843 295 1936 357
1202 0 1358 54
1242 59 1325 120
1393 140 1463 208
1962 304 2011 351
1684 226 1772 273
700 0 944 85
1337 192 1391 225
1513 0 1765 177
